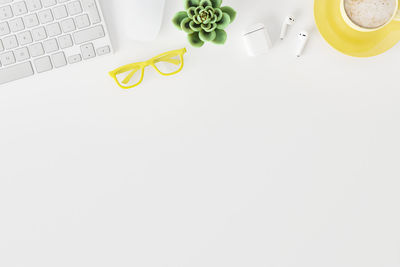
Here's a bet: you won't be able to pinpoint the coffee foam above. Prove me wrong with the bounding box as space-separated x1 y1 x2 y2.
344 0 397 29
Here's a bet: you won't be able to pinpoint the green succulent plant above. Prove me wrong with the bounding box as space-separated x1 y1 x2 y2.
172 0 237 47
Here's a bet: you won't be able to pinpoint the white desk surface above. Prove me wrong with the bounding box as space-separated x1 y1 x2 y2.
1 0 400 266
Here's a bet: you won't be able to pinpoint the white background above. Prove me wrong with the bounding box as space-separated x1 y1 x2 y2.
1 0 400 266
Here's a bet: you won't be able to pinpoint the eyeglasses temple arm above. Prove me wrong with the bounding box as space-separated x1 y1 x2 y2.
153 55 181 65
121 69 140 84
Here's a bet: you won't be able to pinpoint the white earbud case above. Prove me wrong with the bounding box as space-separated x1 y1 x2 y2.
243 23 273 56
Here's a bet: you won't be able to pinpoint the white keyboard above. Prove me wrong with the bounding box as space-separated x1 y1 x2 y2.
0 0 112 85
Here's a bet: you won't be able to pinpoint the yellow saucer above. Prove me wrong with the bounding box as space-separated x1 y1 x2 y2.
314 0 400 57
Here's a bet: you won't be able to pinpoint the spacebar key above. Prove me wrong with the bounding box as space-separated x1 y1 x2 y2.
73 25 105 45
0 62 34 85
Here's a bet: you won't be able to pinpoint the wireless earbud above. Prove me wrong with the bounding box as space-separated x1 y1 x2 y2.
280 16 295 40
296 31 309 57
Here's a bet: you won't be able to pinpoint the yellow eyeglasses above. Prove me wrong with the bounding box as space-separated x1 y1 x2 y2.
109 48 187 89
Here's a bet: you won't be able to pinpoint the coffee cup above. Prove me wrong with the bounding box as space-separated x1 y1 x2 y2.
340 0 400 32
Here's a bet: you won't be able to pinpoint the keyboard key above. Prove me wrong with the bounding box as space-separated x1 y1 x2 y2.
75 14 89 29
0 5 13 20
23 13 39 28
67 53 81 64
25 0 42 12
52 5 67 20
28 42 44 57
14 47 30 61
58 34 72 48
81 0 101 24
42 0 57 8
3 34 18 49
0 21 10 36
73 25 104 44
38 9 53 24
34 56 53 73
60 18 75 32
43 38 58 53
9 17 24 32
0 51 15 65
67 1 82 16
17 30 33 45
0 61 34 85
46 22 61 36
12 2 28 16
97 45 110 56
51 51 66 68
80 43 95 59
32 26 47 41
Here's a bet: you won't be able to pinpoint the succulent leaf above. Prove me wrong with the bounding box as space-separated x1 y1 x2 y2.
184 0 200 9
187 7 197 18
188 32 205 47
212 29 227 44
220 6 237 23
205 6 214 13
201 22 217 32
217 12 230 29
181 17 194 33
214 8 223 21
200 0 212 8
210 0 222 8
172 11 188 30
189 20 202 32
199 29 216 42
192 15 201 24
195 6 202 16
210 14 218 23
